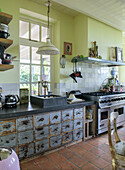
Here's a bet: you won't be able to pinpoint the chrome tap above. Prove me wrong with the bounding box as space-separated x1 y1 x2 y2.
38 80 49 96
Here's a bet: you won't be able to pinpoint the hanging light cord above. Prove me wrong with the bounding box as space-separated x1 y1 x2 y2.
47 0 50 38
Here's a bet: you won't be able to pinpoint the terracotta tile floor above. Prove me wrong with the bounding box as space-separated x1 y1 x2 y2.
20 125 125 170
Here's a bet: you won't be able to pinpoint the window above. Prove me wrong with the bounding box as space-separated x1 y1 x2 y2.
19 18 52 96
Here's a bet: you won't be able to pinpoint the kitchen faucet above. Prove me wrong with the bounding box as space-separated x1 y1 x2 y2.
38 80 49 96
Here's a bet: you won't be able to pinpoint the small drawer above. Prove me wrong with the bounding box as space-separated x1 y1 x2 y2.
62 109 73 122
35 126 49 140
50 124 61 136
35 139 49 153
0 120 16 136
74 118 83 129
35 113 49 127
50 135 62 148
18 143 34 159
62 131 73 143
16 116 33 132
62 121 73 132
74 108 83 119
0 133 16 147
18 130 33 145
73 129 83 141
50 111 61 124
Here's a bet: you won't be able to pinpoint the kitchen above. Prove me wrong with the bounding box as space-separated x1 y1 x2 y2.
0 0 125 169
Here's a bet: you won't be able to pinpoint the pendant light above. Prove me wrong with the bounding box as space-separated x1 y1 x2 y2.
37 0 60 55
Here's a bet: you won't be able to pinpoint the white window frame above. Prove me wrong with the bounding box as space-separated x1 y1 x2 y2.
19 16 53 96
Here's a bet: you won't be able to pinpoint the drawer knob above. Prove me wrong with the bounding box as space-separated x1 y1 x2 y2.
3 124 11 129
53 115 58 120
23 120 29 125
41 144 44 148
76 112 80 115
39 118 44 121
55 140 58 143
77 122 81 125
66 125 70 128
40 132 44 135
66 114 69 117
54 127 58 132
76 132 80 136
24 137 28 139
37 127 43 131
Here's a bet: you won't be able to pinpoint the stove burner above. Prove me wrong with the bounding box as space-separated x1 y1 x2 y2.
82 91 125 96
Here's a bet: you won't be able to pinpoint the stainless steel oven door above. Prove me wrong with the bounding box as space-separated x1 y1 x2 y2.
111 105 125 125
98 108 110 134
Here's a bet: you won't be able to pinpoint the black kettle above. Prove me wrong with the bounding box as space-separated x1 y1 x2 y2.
5 95 20 107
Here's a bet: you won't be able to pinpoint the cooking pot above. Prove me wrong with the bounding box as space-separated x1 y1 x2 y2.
0 23 9 33
5 95 20 108
0 31 10 39
2 53 12 64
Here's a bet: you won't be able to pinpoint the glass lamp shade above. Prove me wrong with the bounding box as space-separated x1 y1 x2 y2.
36 38 60 55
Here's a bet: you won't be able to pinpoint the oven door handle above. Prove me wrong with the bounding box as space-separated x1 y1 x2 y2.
99 103 125 109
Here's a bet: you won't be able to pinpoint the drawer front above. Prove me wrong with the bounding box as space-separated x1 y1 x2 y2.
62 132 73 143
73 129 83 141
0 133 16 147
50 111 61 124
35 114 49 127
35 139 49 153
50 124 61 136
74 108 83 119
18 130 33 145
62 109 73 122
35 126 49 140
18 142 34 159
50 135 62 148
16 116 33 132
0 120 16 136
62 121 73 132
74 118 83 129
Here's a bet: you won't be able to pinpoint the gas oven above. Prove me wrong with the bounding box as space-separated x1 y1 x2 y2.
77 92 125 135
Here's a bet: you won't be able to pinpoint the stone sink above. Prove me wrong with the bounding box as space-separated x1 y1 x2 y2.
30 95 67 108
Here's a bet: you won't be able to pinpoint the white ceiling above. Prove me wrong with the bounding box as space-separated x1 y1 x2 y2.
31 0 125 32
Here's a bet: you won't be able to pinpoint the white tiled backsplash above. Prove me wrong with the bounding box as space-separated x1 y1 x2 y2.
55 63 119 96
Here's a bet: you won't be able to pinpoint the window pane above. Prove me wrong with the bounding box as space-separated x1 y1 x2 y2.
42 55 50 65
19 20 29 39
41 26 48 42
42 66 50 81
32 47 40 64
31 23 39 41
20 45 30 63
31 83 38 95
32 66 40 82
20 64 30 82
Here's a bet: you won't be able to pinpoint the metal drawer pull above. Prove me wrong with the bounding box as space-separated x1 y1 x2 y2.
6 141 9 143
54 127 58 132
66 125 70 128
76 132 80 136
3 124 11 129
41 144 44 148
76 112 81 115
37 127 43 131
100 124 104 127
40 132 44 135
53 115 58 120
39 118 44 121
66 114 69 117
77 122 81 125
55 140 58 143
23 120 29 125
66 136 69 140
24 137 28 139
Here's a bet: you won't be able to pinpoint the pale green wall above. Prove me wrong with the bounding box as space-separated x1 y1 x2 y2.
88 17 122 60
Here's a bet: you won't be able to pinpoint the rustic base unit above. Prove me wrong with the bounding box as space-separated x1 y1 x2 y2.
0 105 95 160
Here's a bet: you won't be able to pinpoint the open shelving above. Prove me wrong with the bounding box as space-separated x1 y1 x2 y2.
0 12 14 71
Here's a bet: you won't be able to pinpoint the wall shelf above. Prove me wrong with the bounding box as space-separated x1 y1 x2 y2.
0 12 13 25
71 57 125 67
0 64 14 71
0 38 13 49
